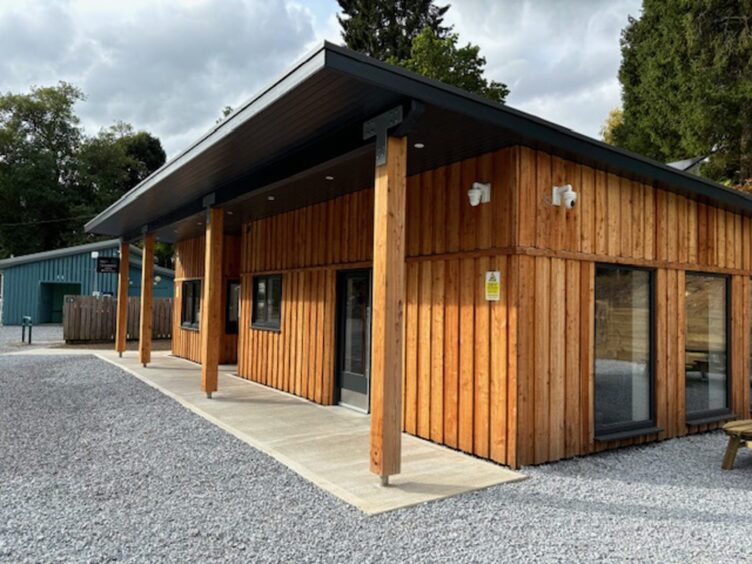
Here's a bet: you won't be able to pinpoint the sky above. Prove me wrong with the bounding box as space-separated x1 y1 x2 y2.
0 0 642 157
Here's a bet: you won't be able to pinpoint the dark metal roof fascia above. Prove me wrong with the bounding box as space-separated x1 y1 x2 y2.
324 43 752 213
85 43 329 234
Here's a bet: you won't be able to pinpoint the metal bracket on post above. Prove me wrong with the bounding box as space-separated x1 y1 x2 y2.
363 106 403 167
363 101 425 166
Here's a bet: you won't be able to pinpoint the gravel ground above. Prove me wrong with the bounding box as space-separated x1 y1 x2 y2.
1 354 751 563
0 324 63 353
0 324 170 354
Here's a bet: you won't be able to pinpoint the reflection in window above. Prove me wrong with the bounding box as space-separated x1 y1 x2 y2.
252 274 282 329
594 266 653 434
343 276 368 375
181 280 201 328
685 273 728 418
226 281 240 334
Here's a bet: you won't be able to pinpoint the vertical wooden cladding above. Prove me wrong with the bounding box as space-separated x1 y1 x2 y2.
407 147 517 256
514 256 593 465
237 189 371 405
237 269 336 404
172 234 240 364
236 147 518 465
517 147 752 271
403 255 515 465
242 189 373 272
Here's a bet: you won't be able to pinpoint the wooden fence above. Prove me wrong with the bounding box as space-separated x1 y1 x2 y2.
63 296 173 343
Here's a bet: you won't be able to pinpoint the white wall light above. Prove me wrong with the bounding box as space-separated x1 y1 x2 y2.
552 184 577 209
467 182 491 207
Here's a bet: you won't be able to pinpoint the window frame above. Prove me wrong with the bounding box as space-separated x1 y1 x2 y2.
593 263 658 440
181 279 202 330
225 279 241 335
251 274 282 331
684 271 732 425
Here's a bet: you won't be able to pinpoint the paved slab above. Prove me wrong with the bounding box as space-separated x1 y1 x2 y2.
15 348 524 514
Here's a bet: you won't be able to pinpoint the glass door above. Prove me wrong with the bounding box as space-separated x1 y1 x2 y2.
336 269 371 412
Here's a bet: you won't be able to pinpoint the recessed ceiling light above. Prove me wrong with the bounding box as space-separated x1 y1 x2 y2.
196 222 203 226
267 195 275 201
226 210 234 216
325 175 334 181
414 142 425 149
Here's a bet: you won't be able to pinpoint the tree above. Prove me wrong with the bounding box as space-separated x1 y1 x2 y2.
389 28 509 103
0 83 166 259
0 83 84 256
613 1 752 188
216 105 234 124
600 108 624 145
337 0 450 61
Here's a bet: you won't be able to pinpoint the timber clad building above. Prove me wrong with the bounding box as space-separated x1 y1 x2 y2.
87 43 752 477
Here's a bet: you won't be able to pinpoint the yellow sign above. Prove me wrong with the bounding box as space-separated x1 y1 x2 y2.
485 271 501 301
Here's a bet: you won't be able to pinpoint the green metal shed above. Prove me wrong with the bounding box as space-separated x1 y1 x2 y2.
0 239 174 325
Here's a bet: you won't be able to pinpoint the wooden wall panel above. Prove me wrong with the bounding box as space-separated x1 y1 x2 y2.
401 255 515 464
237 269 336 404
514 259 750 466
515 149 752 274
172 234 240 365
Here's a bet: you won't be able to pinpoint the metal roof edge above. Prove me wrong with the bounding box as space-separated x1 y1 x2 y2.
86 41 752 235
0 239 121 269
85 41 330 235
324 43 752 212
0 240 174 277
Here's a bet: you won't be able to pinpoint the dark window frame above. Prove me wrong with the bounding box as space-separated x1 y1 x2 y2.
225 280 240 334
181 279 202 330
684 271 732 424
251 274 282 331
593 263 657 440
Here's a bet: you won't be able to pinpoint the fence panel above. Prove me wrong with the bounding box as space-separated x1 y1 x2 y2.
63 296 173 342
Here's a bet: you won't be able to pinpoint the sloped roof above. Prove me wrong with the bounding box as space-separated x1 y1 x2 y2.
0 239 174 277
86 41 752 242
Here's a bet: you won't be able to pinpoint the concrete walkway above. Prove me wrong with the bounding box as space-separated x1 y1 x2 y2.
14 348 524 514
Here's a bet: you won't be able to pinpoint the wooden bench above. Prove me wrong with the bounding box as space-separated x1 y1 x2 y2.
722 420 752 470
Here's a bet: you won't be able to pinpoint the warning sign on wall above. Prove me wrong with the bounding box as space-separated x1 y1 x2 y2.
485 271 501 301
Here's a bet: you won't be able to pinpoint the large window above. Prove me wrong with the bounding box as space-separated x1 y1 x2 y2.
181 280 201 329
252 274 282 330
685 273 729 420
594 265 653 437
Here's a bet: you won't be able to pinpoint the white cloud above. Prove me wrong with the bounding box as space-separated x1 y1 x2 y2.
444 0 642 138
0 0 642 156
0 0 318 155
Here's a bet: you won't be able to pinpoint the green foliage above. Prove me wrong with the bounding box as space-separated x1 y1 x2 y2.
613 0 752 186
337 0 450 61
388 28 509 103
600 107 624 145
216 105 234 124
337 0 507 103
0 83 166 259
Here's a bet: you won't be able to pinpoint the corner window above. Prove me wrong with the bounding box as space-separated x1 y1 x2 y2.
685 273 729 420
252 274 282 330
594 265 654 437
181 280 201 329
226 281 240 334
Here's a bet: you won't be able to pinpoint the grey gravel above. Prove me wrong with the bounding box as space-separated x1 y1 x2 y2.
0 324 63 353
1 353 751 563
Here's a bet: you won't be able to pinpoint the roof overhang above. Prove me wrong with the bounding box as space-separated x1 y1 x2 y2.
86 41 752 243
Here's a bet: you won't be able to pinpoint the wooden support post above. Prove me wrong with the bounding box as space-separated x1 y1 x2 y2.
200 207 224 398
139 233 155 367
370 136 407 482
115 240 129 357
